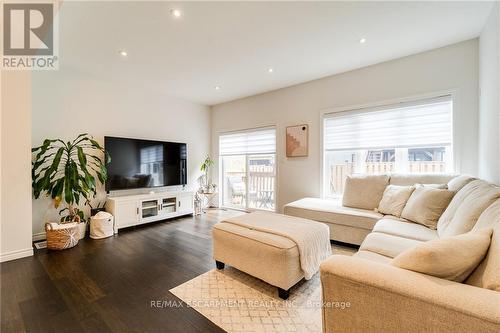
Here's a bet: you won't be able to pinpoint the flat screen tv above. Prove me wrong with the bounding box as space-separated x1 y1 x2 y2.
105 136 187 191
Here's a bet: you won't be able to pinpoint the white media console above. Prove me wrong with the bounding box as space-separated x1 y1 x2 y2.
106 190 194 233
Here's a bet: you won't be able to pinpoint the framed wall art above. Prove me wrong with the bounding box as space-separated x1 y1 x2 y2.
286 124 308 157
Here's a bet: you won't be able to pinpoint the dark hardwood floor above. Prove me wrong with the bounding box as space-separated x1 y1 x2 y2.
1 209 244 333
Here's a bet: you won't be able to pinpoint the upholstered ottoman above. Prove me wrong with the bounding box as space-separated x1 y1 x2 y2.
212 211 331 299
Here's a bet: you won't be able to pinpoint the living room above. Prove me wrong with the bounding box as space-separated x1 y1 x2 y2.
1 1 499 332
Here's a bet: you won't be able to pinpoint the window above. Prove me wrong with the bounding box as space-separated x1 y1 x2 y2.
219 127 276 211
323 96 453 197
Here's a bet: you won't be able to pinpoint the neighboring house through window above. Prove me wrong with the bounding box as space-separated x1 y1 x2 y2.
323 96 454 197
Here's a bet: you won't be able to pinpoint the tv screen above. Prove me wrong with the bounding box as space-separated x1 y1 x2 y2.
105 136 187 191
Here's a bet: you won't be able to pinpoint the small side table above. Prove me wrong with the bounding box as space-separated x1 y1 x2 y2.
198 192 219 213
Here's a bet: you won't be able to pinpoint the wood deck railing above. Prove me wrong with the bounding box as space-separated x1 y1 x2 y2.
224 164 276 210
330 161 446 195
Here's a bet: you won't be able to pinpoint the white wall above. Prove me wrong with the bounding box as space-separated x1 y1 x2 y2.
479 3 500 184
31 67 211 238
211 40 479 212
1 71 34 262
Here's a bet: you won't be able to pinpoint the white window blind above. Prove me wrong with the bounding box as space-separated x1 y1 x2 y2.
219 127 276 156
324 96 453 151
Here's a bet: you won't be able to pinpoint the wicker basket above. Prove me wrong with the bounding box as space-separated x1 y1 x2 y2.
45 222 80 250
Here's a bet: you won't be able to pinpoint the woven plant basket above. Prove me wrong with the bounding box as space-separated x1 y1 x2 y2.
45 223 80 250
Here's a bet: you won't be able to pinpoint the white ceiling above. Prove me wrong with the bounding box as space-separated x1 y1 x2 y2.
59 1 493 106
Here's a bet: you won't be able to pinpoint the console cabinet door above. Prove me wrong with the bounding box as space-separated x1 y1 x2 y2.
177 195 193 214
115 200 139 229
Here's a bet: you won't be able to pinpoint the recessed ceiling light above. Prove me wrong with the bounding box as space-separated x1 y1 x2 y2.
170 9 182 18
215 85 221 90
119 50 128 57
268 68 274 73
359 38 366 44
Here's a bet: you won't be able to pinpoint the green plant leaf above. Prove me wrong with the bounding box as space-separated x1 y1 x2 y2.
89 138 104 150
63 161 75 204
77 146 87 166
50 148 65 173
72 133 89 145
32 139 54 156
51 178 64 199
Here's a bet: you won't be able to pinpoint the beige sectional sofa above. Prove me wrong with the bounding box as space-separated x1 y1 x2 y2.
284 173 457 245
284 174 500 332
321 200 500 332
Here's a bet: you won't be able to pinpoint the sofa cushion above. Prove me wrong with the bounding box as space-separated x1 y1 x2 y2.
342 174 389 210
466 201 500 291
437 180 500 237
447 174 476 192
284 198 383 230
354 250 392 264
377 185 415 217
472 199 500 231
389 173 455 186
373 218 438 241
401 186 455 229
359 232 423 258
392 228 492 282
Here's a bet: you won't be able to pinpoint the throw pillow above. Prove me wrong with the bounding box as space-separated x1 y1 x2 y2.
376 185 415 217
401 186 454 229
466 200 500 291
392 228 492 282
342 174 389 210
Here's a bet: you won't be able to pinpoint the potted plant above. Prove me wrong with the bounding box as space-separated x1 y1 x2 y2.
200 154 214 192
32 133 110 240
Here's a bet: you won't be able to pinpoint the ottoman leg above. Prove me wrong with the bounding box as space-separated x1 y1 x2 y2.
215 260 225 270
278 288 290 300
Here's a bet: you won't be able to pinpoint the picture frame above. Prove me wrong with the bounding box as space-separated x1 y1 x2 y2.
286 124 308 157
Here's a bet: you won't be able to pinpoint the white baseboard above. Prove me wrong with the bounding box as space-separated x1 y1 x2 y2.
33 232 46 242
0 248 34 262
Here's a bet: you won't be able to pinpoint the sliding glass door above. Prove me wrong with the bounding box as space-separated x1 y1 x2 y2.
219 128 276 211
221 155 246 210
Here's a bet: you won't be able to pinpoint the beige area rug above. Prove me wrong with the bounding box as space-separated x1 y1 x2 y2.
170 245 355 333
